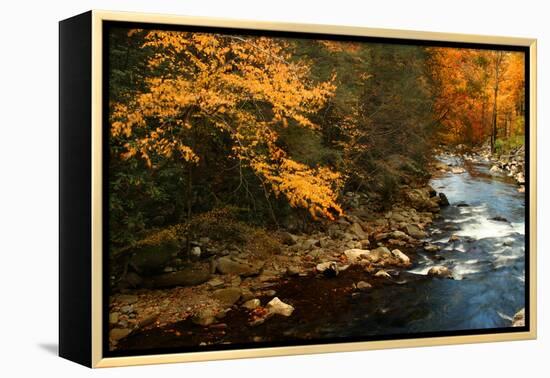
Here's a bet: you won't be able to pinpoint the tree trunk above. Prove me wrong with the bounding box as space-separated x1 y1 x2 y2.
490 52 503 154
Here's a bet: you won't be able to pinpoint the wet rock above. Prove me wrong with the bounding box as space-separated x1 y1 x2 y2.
138 312 159 328
490 216 509 222
448 234 460 242
242 298 261 310
316 261 339 277
216 256 260 276
344 248 370 264
109 312 119 325
356 281 372 290
427 266 453 279
516 172 525 185
367 247 393 264
147 265 211 288
374 269 392 279
207 277 225 288
424 244 440 253
213 287 242 306
286 266 301 276
391 249 411 265
438 193 450 207
405 224 427 239
456 202 470 207
302 239 320 250
390 230 409 240
512 308 525 327
117 294 138 305
266 297 294 317
192 308 218 326
190 246 201 259
110 328 132 341
349 222 368 239
280 231 298 246
451 167 466 174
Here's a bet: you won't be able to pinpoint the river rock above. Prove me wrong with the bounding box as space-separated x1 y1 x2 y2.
356 281 372 290
448 234 460 242
344 249 370 264
374 269 392 279
424 244 440 252
367 247 393 264
390 230 409 240
349 222 368 239
490 216 509 222
110 328 132 341
280 231 298 246
451 167 466 174
438 193 450 207
391 249 411 265
213 287 242 306
512 308 525 327
242 298 261 310
286 266 301 276
117 294 138 305
147 265 211 288
192 308 218 326
427 266 453 279
405 224 427 239
109 312 119 325
316 261 339 277
216 256 260 276
266 297 294 316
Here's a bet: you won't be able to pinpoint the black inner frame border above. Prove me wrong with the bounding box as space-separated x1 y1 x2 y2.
102 20 531 359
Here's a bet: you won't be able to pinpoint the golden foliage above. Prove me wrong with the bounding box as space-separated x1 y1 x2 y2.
110 30 341 219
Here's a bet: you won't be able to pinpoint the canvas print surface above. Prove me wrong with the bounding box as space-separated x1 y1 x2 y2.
106 24 527 355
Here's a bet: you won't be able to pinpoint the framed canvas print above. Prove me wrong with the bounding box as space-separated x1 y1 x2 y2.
59 10 537 368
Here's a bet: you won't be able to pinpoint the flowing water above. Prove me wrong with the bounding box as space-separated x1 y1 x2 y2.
276 153 526 339
117 153 526 352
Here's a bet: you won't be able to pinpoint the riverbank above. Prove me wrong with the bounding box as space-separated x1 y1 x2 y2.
109 147 526 351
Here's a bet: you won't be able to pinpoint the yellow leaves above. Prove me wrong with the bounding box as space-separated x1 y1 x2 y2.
252 156 343 220
110 30 342 220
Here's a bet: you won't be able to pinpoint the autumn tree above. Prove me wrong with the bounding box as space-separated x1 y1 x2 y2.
110 29 342 243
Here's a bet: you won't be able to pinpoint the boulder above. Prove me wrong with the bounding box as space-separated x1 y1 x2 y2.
242 298 261 310
213 287 242 306
110 328 132 341
266 297 294 317
192 308 218 326
427 266 453 279
512 308 525 327
216 256 260 276
147 265 210 288
374 269 392 279
424 244 440 253
349 222 368 239
405 224 427 239
316 261 339 277
366 247 393 264
391 249 411 265
280 231 298 246
390 230 409 240
438 193 450 207
286 266 301 276
356 281 372 291
343 249 370 264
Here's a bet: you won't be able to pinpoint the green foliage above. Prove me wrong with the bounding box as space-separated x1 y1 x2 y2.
494 135 524 155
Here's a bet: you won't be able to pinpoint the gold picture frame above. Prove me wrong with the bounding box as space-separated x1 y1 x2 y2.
59 10 537 368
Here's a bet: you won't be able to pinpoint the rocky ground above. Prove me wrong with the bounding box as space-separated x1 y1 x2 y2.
108 145 526 350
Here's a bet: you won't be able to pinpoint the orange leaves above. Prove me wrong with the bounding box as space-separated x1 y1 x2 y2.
428 48 525 144
251 157 343 220
109 30 342 220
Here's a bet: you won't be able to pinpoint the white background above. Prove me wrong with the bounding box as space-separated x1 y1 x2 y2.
0 0 547 376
